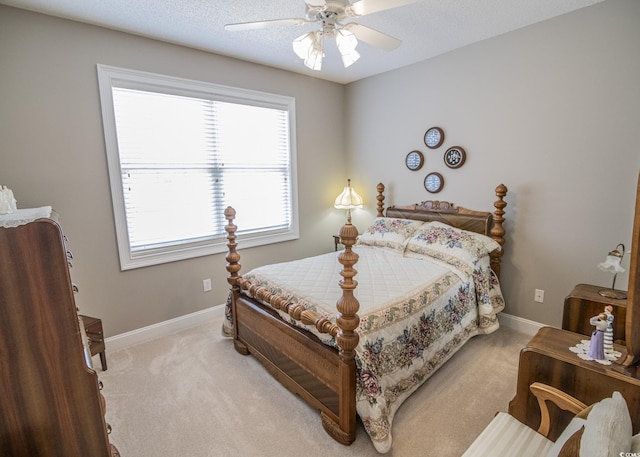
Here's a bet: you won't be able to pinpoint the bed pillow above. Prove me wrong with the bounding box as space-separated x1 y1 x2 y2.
578 391 632 457
356 217 424 253
404 221 500 267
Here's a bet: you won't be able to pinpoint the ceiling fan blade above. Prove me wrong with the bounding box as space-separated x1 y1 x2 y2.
343 23 401 51
224 18 306 32
348 0 418 17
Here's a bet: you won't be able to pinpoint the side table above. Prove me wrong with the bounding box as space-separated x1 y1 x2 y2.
508 326 640 440
80 315 108 371
562 283 627 344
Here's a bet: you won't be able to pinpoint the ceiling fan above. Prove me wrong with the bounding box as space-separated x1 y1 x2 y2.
224 0 418 71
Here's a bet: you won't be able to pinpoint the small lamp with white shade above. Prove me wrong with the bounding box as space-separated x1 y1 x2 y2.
597 243 627 299
334 179 363 224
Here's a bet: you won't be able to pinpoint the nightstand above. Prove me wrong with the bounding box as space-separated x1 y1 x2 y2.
80 315 107 371
562 283 627 344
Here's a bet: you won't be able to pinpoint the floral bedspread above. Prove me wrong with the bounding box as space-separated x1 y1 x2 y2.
223 237 504 453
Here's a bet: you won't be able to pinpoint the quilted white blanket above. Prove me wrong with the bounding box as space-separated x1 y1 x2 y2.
224 244 504 453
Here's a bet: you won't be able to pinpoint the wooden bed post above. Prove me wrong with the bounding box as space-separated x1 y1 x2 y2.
336 221 360 357
376 183 385 217
224 206 241 290
490 184 508 278
225 206 249 355
322 220 360 445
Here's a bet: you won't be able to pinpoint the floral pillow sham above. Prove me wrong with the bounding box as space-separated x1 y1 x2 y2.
404 221 501 273
356 217 425 253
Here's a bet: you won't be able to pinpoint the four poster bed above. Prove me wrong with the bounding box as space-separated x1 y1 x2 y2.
223 182 508 453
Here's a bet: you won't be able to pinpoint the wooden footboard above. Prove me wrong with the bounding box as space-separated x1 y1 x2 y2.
224 207 360 445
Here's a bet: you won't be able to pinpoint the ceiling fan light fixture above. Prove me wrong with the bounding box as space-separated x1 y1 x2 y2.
292 31 314 59
306 47 324 71
228 0 413 72
293 31 324 71
336 28 360 68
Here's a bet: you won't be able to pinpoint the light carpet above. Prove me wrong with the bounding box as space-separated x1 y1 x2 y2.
97 307 531 457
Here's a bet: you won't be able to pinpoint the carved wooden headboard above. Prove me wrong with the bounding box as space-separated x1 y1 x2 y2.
373 182 508 278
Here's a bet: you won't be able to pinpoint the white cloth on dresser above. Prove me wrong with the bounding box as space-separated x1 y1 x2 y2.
0 206 52 227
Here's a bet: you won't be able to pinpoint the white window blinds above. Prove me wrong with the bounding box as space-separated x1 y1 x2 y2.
97 65 298 269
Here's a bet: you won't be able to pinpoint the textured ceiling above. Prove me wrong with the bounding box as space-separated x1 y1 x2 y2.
2 0 605 84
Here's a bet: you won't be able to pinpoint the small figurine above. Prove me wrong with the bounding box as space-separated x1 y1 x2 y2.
604 305 614 355
588 313 608 360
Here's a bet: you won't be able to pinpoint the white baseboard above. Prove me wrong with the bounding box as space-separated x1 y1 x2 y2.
498 312 545 336
105 304 224 352
105 307 543 352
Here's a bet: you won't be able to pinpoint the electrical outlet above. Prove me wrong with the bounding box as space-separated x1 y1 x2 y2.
534 289 544 303
203 278 212 292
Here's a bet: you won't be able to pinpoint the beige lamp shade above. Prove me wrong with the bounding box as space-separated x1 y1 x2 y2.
334 179 363 223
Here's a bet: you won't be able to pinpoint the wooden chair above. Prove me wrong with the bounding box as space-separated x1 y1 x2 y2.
462 383 634 457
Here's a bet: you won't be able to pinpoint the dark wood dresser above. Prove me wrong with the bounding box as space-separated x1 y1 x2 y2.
508 326 640 440
0 209 119 456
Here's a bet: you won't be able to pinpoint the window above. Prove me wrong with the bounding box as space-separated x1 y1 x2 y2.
97 65 298 270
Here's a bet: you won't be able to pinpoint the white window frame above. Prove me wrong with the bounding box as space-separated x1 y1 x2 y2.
97 64 299 270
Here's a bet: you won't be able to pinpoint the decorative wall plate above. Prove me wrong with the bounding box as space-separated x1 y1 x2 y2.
424 127 444 149
444 146 466 169
424 172 444 193
405 150 424 171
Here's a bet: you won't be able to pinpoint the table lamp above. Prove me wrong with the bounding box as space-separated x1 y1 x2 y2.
597 243 627 299
334 179 363 224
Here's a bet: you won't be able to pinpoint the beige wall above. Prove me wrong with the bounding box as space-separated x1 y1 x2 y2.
345 0 640 326
2 0 639 336
0 6 347 336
